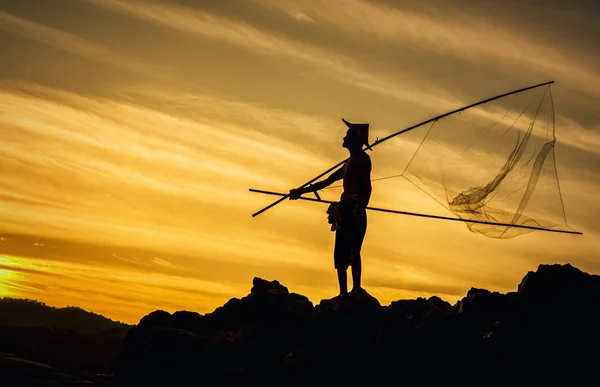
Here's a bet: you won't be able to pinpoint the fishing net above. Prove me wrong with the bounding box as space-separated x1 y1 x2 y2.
399 84 572 238
251 83 578 238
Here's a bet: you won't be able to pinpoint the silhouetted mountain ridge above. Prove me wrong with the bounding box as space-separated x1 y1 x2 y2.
0 298 131 385
0 297 129 334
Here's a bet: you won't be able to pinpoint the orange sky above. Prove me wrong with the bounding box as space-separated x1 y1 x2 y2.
1 0 599 324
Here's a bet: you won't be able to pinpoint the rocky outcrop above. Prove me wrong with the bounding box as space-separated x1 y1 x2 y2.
113 278 315 386
0 324 128 385
108 263 600 386
0 351 111 386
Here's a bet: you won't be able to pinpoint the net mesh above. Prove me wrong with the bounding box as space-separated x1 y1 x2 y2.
399 85 570 238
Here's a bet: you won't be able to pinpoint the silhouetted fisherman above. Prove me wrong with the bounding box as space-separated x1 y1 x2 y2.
290 119 372 295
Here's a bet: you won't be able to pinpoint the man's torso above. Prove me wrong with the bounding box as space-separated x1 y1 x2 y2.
341 151 372 203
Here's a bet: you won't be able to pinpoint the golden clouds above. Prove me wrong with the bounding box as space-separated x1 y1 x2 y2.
253 0 600 97
0 83 330 243
85 0 455 115
0 11 166 80
0 254 237 323
1 0 599 323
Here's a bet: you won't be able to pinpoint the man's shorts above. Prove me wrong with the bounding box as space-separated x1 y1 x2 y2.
334 200 367 270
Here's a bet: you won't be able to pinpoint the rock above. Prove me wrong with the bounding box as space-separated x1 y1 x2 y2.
137 310 171 330
114 278 315 386
0 352 54 377
456 288 516 329
314 288 381 326
518 263 600 303
250 277 289 295
170 311 203 332
110 265 600 387
308 288 383 383
0 352 94 386
386 296 454 324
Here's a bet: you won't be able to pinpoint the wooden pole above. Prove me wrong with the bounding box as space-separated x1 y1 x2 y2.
249 188 582 236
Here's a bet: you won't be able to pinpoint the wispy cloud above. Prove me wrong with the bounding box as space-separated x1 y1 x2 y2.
556 115 600 154
85 0 455 113
83 0 600 158
253 0 600 98
0 254 238 323
0 11 171 81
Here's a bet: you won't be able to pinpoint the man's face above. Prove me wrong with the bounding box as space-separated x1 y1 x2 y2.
343 129 361 149
342 130 351 148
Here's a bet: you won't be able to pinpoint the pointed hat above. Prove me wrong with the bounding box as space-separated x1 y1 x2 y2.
342 118 371 150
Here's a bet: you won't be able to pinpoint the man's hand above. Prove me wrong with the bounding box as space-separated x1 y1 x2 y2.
289 188 303 200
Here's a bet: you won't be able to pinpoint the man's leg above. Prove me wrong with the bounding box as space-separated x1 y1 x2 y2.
351 258 362 291
351 207 366 292
334 206 350 296
337 268 348 295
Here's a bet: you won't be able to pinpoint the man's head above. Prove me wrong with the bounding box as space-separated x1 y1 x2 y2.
343 129 364 150
342 119 371 151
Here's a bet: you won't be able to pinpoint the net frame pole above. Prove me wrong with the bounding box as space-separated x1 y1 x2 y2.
251 81 555 217
250 188 582 235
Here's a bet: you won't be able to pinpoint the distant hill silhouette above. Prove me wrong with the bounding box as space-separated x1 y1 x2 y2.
0 298 131 386
0 298 128 334
2 263 600 386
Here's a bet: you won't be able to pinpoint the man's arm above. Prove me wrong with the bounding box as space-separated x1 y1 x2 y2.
289 165 344 200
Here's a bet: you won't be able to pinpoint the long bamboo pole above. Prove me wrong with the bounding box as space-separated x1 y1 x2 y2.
251 81 555 217
249 188 582 235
